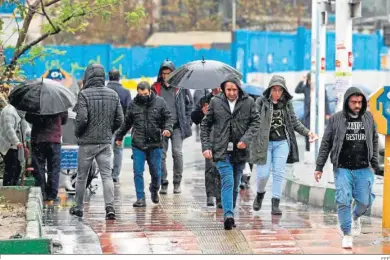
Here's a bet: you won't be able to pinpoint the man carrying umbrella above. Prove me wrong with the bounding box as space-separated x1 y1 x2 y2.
8 78 75 202
152 60 193 194
201 77 261 230
26 110 68 203
191 87 222 208
70 64 124 220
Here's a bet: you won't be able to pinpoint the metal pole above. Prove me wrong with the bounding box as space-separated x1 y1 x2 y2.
318 0 328 181
232 0 236 31
309 0 318 164
334 0 353 113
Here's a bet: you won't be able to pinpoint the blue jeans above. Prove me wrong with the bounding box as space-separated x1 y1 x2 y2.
111 136 123 181
335 167 376 235
132 147 163 200
216 155 245 218
256 140 289 199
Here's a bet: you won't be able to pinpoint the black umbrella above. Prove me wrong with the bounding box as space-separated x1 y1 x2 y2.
8 78 76 115
167 59 243 90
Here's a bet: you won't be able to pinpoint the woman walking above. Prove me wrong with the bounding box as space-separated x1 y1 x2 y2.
250 75 317 215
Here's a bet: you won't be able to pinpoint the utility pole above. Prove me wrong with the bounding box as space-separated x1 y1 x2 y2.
334 0 362 112
309 0 318 164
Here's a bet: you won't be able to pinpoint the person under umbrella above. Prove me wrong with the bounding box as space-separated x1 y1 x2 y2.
200 76 260 230
8 79 75 203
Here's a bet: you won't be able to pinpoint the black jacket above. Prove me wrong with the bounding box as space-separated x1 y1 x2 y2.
74 64 124 145
315 86 380 174
115 91 173 150
191 92 214 125
200 78 261 163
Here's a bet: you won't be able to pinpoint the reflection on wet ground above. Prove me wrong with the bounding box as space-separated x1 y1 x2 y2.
43 138 390 254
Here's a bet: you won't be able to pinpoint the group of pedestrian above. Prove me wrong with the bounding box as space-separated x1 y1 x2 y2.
0 60 379 249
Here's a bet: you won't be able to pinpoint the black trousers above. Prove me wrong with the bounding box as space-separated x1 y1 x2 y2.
2 149 21 186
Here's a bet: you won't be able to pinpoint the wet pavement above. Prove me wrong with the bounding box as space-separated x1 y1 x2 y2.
43 134 390 254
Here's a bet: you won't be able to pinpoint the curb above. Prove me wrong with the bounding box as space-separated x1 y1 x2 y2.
25 187 44 239
282 177 383 218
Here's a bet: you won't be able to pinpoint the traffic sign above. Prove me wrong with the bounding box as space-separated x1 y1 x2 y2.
369 86 390 228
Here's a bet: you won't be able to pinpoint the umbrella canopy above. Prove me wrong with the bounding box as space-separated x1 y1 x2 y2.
8 79 76 115
167 59 242 90
242 84 265 97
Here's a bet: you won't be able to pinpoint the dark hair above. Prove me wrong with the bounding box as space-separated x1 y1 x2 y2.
109 69 120 81
137 81 151 90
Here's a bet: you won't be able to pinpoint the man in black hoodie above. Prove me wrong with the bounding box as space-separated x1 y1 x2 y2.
201 77 261 230
315 87 379 249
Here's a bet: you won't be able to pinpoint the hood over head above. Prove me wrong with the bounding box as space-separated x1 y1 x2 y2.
220 76 244 97
82 64 105 89
157 60 176 82
343 86 367 115
263 75 293 102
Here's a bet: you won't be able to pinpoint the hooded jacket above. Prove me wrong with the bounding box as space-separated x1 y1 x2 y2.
250 75 310 165
315 87 380 174
74 64 124 145
115 90 173 150
152 60 193 139
200 77 261 163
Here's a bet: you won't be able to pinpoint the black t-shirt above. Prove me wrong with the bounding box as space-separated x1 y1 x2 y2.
338 116 369 170
269 103 287 141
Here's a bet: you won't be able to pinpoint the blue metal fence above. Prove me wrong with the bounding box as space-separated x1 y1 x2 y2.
232 27 386 82
2 27 388 80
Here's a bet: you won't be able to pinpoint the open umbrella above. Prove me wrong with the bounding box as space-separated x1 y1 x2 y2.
8 78 76 115
167 59 242 90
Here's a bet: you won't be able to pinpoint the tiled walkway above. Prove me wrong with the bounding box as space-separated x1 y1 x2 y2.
43 137 390 254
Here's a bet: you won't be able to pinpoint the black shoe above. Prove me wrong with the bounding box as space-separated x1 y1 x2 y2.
133 199 146 207
151 191 159 204
69 206 83 217
105 206 116 220
271 198 282 215
216 198 222 209
253 192 266 211
207 197 214 206
113 179 119 183
224 217 235 230
173 184 181 194
160 184 168 195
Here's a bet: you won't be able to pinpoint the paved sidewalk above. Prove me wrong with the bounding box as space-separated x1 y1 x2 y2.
282 137 384 218
40 134 390 254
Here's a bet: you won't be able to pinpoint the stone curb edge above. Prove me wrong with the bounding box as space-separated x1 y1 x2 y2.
25 187 44 239
282 177 383 218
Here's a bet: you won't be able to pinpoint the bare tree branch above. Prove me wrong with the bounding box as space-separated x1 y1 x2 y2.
40 0 59 32
44 0 61 8
14 0 40 53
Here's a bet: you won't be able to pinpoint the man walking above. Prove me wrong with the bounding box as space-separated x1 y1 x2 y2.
314 86 379 249
107 69 132 183
191 87 222 208
26 111 68 202
152 60 193 194
201 77 260 230
295 73 331 161
70 64 124 220
116 82 173 207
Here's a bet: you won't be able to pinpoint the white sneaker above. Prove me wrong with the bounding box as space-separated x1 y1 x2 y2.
352 217 362 236
342 235 353 249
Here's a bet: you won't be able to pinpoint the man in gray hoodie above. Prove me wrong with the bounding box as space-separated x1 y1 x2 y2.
315 86 379 249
